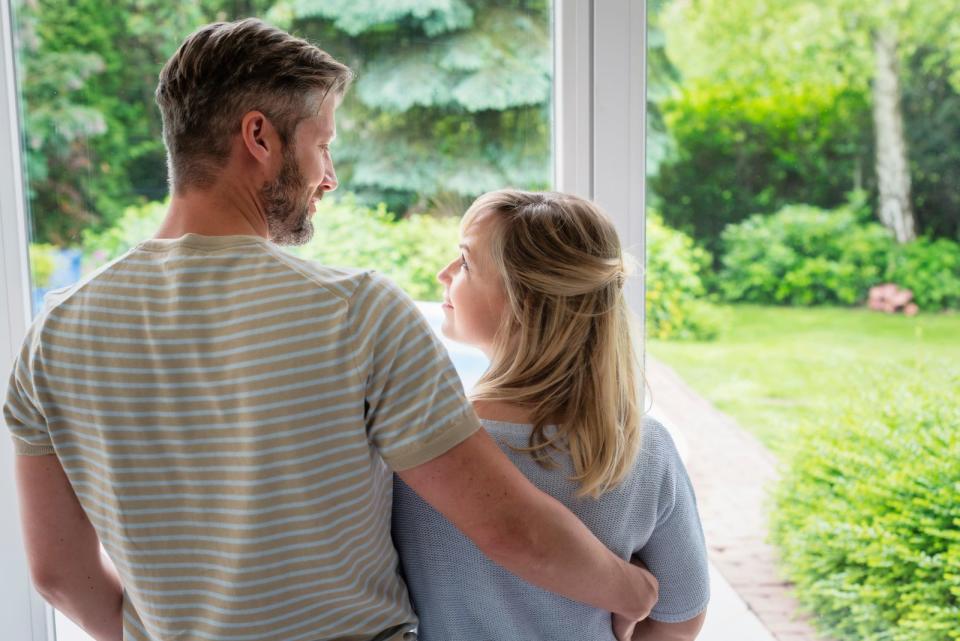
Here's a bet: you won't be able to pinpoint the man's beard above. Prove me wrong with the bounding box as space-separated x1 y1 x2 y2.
260 147 316 246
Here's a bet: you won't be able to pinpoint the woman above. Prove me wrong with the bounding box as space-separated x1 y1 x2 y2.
393 190 710 640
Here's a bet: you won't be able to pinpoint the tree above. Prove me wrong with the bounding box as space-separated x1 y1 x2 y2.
16 0 207 245
659 0 960 243
268 0 552 215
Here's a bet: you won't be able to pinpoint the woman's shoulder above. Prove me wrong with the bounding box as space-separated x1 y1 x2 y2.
629 415 687 486
638 416 679 461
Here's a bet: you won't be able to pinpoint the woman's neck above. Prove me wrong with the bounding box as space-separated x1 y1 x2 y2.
472 399 534 424
471 399 565 425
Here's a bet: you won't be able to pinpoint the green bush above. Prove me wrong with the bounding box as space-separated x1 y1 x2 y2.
650 81 871 253
771 376 960 641
718 201 895 306
887 238 960 311
28 243 58 289
79 194 461 302
80 199 167 270
646 211 723 340
292 195 460 302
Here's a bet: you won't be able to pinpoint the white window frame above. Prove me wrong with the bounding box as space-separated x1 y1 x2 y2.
0 1 646 637
0 0 55 639
555 0 646 332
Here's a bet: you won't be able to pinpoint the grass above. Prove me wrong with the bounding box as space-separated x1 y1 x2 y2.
648 304 960 456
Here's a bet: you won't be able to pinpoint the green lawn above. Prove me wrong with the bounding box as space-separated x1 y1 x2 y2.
648 304 960 456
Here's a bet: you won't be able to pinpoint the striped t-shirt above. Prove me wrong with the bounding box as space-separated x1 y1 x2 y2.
3 233 481 641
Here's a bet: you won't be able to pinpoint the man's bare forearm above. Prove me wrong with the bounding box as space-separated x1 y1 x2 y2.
36 548 123 641
482 489 659 621
15 455 123 641
631 612 707 641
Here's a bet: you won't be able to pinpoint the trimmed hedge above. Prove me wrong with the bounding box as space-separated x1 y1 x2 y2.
771 377 960 641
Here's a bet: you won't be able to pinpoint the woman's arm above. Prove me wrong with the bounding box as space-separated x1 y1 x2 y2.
632 611 706 641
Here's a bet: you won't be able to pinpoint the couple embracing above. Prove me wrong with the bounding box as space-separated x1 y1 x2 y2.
5 18 708 641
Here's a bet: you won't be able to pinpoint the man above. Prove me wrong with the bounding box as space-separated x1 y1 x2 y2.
4 19 657 641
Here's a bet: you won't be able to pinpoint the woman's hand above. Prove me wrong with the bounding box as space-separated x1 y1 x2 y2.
611 557 658 641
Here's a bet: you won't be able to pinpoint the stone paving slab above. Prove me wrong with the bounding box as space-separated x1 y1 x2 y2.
647 356 831 641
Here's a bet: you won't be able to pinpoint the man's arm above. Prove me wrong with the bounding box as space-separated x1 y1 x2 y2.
397 428 659 625
15 454 123 641
632 612 707 641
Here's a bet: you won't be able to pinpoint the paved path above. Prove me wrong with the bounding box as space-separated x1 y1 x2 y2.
647 356 830 641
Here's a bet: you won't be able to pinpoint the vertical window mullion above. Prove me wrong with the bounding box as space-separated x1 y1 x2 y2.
0 0 54 638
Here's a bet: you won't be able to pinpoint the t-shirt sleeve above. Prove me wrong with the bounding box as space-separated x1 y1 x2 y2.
636 422 710 623
4 331 55 456
351 273 481 471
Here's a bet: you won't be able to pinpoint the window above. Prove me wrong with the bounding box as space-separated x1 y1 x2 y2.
0 1 644 638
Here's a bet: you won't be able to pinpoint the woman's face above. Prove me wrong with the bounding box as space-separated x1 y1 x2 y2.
436 212 507 356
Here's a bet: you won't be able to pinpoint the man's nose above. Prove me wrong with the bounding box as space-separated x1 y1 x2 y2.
322 161 338 192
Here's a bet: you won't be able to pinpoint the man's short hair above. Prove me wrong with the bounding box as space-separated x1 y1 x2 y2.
156 18 353 192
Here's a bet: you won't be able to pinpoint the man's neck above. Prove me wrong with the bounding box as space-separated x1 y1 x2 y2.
155 179 269 240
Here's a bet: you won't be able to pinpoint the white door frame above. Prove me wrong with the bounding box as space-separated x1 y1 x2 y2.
0 0 55 638
555 0 646 329
0 1 647 637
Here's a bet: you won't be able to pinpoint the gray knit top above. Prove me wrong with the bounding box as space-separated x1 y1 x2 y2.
391 416 710 641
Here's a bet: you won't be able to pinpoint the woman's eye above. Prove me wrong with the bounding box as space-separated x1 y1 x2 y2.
459 255 468 270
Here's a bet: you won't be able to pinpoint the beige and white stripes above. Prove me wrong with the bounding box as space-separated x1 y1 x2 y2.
4 233 480 641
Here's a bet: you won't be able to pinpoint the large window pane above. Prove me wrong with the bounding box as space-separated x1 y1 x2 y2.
9 2 551 638
14 0 552 313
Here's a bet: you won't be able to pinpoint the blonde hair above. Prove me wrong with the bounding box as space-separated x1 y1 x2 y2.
465 189 644 498
156 18 353 191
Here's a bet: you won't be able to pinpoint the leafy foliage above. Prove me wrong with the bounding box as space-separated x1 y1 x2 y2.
290 195 460 302
27 243 58 289
718 201 895 306
904 47 960 241
718 199 960 309
886 237 960 311
79 195 459 302
771 376 960 641
17 0 208 245
645 212 723 340
657 0 960 242
650 81 872 252
280 0 551 212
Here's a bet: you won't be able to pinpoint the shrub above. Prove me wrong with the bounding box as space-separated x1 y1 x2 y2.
292 195 460 302
650 81 871 253
718 201 895 306
79 195 462 302
646 211 723 340
886 237 960 311
28 243 58 289
771 376 960 641
80 199 167 270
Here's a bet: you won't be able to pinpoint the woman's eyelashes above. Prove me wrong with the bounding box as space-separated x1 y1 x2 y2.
459 254 469 271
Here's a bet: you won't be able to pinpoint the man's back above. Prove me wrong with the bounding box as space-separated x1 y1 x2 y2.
5 233 480 641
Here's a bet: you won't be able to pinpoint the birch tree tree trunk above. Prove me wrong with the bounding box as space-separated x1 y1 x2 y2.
872 25 917 243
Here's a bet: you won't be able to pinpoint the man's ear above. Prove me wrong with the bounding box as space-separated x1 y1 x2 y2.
240 111 280 166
